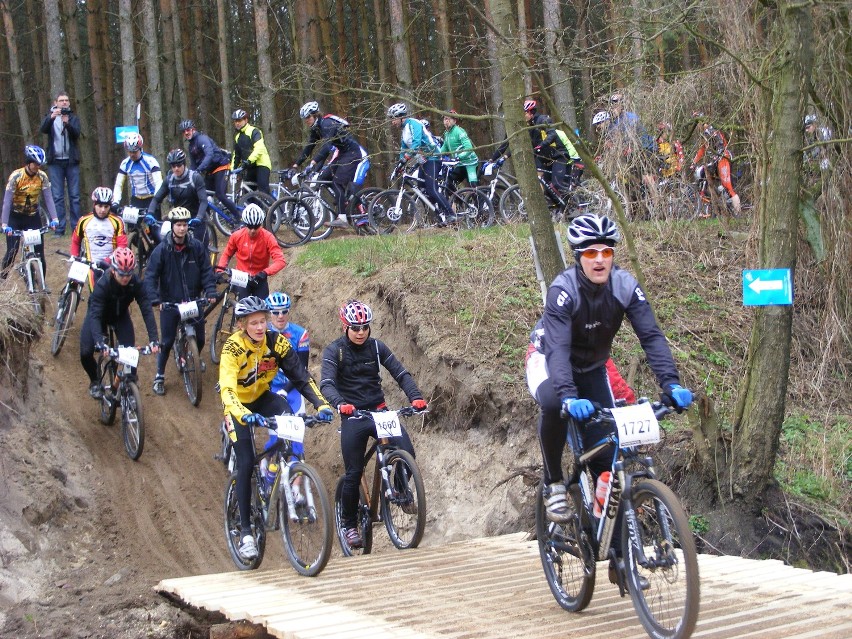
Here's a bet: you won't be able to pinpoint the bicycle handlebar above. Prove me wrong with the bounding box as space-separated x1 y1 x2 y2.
248 413 327 430
8 226 50 237
351 406 429 419
55 250 101 267
561 397 675 424
105 344 155 358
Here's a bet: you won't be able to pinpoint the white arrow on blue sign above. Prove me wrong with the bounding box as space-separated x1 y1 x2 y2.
114 126 140 144
742 269 793 306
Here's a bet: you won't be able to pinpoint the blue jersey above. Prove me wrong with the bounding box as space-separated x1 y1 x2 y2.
268 321 310 408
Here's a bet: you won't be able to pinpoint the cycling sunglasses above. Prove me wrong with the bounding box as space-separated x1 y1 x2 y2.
114 269 134 277
348 323 370 333
270 310 288 316
578 247 614 259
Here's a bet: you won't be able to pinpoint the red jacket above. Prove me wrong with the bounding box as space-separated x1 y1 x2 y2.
216 227 285 277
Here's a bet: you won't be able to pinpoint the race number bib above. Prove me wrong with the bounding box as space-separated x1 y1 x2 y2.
274 415 306 443
611 403 660 447
177 300 200 320
68 260 90 283
373 411 402 438
122 206 140 224
21 229 42 247
230 269 249 288
116 347 139 367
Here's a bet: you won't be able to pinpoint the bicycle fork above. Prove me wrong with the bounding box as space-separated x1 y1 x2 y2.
280 462 317 523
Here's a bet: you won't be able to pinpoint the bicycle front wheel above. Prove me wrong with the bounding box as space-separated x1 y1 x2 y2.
51 287 79 356
223 472 266 570
498 184 527 223
97 356 118 425
121 382 145 460
280 462 333 577
177 334 202 407
454 187 495 228
623 479 700 639
380 450 426 550
535 482 596 612
369 189 419 234
267 196 315 247
334 477 373 556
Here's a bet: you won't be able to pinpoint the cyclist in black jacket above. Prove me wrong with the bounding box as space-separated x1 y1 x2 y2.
320 300 428 548
179 119 240 221
147 148 210 250
144 206 218 396
292 102 371 228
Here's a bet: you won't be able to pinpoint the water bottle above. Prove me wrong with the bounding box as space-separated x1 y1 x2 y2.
259 458 277 492
594 471 612 518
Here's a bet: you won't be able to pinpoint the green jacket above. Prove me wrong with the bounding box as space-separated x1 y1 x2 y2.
232 123 272 170
440 124 478 166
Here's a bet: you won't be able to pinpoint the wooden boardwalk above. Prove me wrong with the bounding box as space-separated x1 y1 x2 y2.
156 533 852 639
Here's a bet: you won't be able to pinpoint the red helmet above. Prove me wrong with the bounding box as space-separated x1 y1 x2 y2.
523 99 537 113
111 247 136 275
339 300 373 327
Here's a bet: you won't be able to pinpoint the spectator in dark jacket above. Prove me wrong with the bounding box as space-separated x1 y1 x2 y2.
39 92 82 236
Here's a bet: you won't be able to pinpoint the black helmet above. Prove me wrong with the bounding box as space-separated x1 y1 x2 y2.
235 296 269 318
166 148 186 165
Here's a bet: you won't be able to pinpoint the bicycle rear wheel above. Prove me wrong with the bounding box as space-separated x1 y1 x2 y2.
623 479 700 639
368 189 419 234
210 300 233 365
121 381 145 460
454 187 495 228
266 196 315 247
334 477 373 556
211 202 240 237
177 333 202 407
348 187 382 235
281 462 333 577
97 356 118 425
223 471 266 570
380 450 426 549
305 189 336 241
535 482 595 612
51 287 79 356
498 184 526 223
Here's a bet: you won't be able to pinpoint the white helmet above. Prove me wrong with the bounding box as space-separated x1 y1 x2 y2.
387 103 408 118
592 111 610 126
299 101 320 119
567 214 622 248
241 203 266 228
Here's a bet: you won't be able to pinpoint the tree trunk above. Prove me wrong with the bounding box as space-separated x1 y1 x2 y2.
388 0 413 99
43 0 64 98
254 0 281 168
159 0 177 127
317 0 340 113
542 0 577 129
216 0 231 140
730 0 811 509
170 0 189 122
516 0 533 97
140 0 165 161
118 0 136 125
482 0 505 145
431 0 453 107
86 0 112 181
488 0 562 285
2 0 32 141
190 2 210 128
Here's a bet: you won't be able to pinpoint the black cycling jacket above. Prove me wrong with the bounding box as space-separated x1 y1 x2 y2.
144 233 216 305
295 115 361 167
147 169 207 221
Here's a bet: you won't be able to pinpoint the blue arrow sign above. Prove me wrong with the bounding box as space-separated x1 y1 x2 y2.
114 126 139 144
743 269 793 306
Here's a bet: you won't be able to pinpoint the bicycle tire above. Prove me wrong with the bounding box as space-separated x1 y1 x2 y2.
178 334 202 407
121 381 145 460
205 221 219 264
659 182 698 220
28 261 44 316
211 195 241 236
348 187 383 235
454 187 495 228
305 189 335 241
223 471 267 570
623 479 700 639
210 299 232 365
97 356 118 425
51 287 79 356
535 482 596 612
567 185 606 219
498 184 527 223
281 461 333 577
380 449 426 550
368 189 419 234
334 477 373 556
266 196 315 248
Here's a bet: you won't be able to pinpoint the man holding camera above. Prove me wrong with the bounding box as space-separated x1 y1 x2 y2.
39 92 82 236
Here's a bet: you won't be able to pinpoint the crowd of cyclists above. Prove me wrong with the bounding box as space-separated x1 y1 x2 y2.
0 89 833 571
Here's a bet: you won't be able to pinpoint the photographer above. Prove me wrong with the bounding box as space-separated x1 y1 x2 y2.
39 92 82 236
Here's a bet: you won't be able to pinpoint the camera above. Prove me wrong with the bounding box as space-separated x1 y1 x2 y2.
61 107 72 116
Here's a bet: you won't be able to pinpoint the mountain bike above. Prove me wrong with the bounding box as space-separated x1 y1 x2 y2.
7 227 50 316
221 413 332 576
209 268 249 364
51 251 100 356
121 206 157 276
536 398 699 639
208 183 275 237
334 406 427 556
499 172 604 224
95 328 153 461
159 298 209 407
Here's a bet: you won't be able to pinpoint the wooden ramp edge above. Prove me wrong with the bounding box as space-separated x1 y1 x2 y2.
156 533 852 639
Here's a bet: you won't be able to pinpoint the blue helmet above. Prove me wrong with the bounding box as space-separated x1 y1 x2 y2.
266 292 291 312
25 145 46 165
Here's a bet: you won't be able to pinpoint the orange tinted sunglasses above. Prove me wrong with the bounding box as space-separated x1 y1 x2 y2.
579 247 614 259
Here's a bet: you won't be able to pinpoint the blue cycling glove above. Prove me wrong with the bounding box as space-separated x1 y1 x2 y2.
242 413 267 427
49 219 60 230
316 406 334 423
188 218 201 228
144 214 158 226
665 384 693 410
1 224 11 236
561 397 594 421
